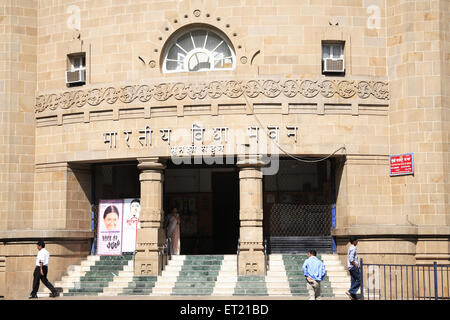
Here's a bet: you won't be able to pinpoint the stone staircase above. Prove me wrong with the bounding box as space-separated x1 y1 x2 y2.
51 254 134 297
43 253 350 298
281 254 335 297
321 254 351 298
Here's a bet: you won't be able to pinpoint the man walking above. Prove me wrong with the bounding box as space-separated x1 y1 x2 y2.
346 236 361 300
302 250 326 300
29 241 59 298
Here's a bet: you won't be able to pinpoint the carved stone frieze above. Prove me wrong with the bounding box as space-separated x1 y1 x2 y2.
35 79 389 113
136 242 158 255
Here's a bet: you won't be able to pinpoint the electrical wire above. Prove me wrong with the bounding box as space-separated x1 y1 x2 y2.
240 83 347 163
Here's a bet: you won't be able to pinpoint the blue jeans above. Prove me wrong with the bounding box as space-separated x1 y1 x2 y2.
349 266 361 296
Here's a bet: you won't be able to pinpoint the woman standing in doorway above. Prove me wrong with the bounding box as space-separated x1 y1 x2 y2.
166 207 181 255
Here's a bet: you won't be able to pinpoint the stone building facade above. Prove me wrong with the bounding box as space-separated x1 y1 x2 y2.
0 0 448 299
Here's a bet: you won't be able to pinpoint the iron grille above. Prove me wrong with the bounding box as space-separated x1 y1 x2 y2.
269 204 332 237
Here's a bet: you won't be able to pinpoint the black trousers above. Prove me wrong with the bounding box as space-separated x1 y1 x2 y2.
30 266 56 296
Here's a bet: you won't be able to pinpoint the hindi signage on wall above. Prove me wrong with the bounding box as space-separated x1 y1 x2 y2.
389 153 414 176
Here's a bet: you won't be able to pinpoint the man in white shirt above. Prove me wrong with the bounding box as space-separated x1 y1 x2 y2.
29 241 58 298
346 236 360 300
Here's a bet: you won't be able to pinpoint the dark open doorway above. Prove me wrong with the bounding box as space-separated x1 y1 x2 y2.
164 163 240 255
212 171 240 254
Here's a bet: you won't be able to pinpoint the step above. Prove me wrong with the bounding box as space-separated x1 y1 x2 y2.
327 277 351 284
265 276 289 283
265 282 291 289
108 279 134 287
116 270 134 277
324 270 348 277
234 290 268 296
161 270 182 277
268 260 285 266
178 265 222 271
120 288 154 295
325 265 347 272
183 260 223 265
214 281 237 288
170 255 187 261
155 275 178 282
87 255 101 262
268 265 288 272
154 281 176 288
171 288 215 295
164 265 186 271
101 288 125 295
329 282 351 289
266 270 288 276
150 287 172 295
80 260 98 267
59 275 84 283
323 260 342 266
72 265 93 272
212 288 235 295
266 288 292 295
173 282 216 289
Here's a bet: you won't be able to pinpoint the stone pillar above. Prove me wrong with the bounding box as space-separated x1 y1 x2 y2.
236 156 266 275
135 157 166 276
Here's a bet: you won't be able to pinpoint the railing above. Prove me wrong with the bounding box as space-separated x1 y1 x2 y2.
360 259 450 300
263 239 268 276
157 237 171 276
237 238 240 276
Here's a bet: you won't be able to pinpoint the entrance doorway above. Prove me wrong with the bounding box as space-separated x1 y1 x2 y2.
263 158 339 254
212 171 239 254
164 164 240 255
92 161 241 255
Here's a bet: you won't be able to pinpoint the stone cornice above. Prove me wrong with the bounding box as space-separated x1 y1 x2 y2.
35 78 389 113
332 225 450 237
0 230 94 241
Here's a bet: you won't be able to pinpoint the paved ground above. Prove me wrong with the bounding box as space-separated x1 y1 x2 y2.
13 295 346 300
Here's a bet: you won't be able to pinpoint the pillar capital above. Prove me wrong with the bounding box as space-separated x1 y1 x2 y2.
236 154 266 169
137 157 166 171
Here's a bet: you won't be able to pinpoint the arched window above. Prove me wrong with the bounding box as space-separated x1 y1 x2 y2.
163 29 235 73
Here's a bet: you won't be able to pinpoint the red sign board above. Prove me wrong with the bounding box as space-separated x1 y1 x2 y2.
389 153 414 176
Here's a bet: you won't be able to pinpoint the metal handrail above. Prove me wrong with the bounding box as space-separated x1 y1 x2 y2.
157 237 171 276
237 237 240 276
263 239 268 275
360 259 450 300
166 237 172 259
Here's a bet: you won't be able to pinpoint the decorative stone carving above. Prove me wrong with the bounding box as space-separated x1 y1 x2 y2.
35 79 389 113
245 262 258 274
139 263 153 275
136 242 158 255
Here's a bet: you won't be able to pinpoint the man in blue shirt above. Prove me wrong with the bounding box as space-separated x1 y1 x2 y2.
302 250 326 300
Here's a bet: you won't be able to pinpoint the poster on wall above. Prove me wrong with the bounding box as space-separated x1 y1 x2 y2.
389 153 414 176
122 198 141 253
97 200 123 256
